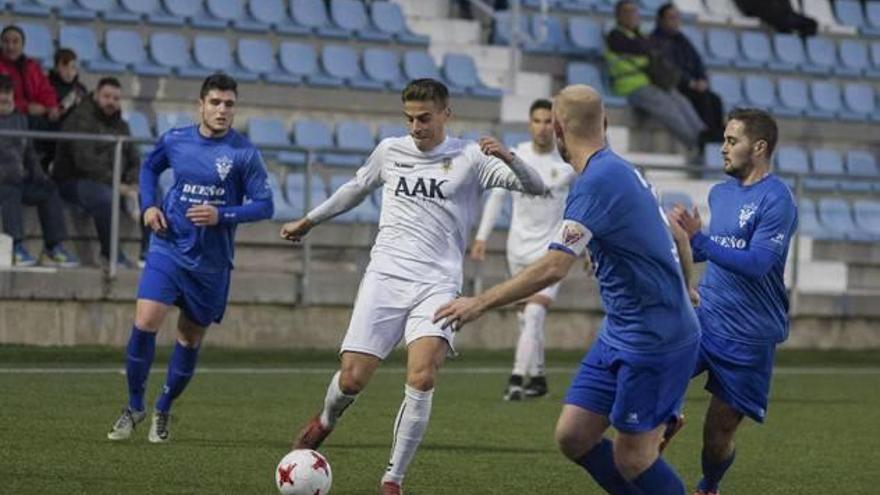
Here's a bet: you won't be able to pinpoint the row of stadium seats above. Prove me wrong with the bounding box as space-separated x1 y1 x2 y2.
831 0 880 36
20 23 500 97
5 0 429 44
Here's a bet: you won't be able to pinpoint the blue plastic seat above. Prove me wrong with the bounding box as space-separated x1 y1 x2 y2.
660 191 694 212
286 173 328 213
238 39 299 84
833 0 866 30
124 110 153 140
336 121 375 152
243 0 308 34
46 0 97 20
808 80 841 120
160 0 225 29
567 16 603 55
248 117 304 166
805 149 844 191
265 173 299 221
743 75 777 110
156 112 194 135
294 119 334 159
330 0 391 41
278 42 340 87
321 45 385 90
370 1 429 45
703 142 724 173
290 0 349 38
804 37 836 74
443 53 503 99
501 131 530 149
11 0 58 16
565 62 626 107
201 0 243 29
191 35 259 82
853 200 880 239
116 0 182 25
774 145 810 176
59 25 106 70
709 73 742 113
819 198 871 241
797 198 826 238
402 51 451 91
492 11 530 46
378 124 408 140
840 83 875 122
770 33 804 72
865 1 880 36
363 48 406 90
680 25 705 57
739 31 772 69
843 151 880 192
776 78 810 117
104 29 170 76
17 22 52 66
837 39 868 77
705 28 739 67
528 14 574 54
148 32 196 75
869 41 880 78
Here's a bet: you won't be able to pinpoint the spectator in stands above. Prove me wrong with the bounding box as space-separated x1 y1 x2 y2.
41 48 89 170
0 25 60 125
651 3 724 145
0 74 78 267
53 77 143 268
734 0 817 38
605 0 707 151
456 0 509 20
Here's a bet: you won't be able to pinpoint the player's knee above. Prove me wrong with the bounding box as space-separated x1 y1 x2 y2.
406 370 435 391
134 312 163 332
338 368 369 394
612 445 656 480
555 426 594 461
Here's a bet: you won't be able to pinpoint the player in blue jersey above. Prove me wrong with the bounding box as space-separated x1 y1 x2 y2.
435 85 700 495
670 108 797 495
106 74 274 443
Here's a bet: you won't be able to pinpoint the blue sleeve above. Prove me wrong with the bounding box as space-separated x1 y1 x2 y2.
563 177 610 237
218 149 273 225
690 237 708 262
692 193 796 279
139 134 170 215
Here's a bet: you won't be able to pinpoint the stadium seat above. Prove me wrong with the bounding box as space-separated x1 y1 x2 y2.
321 45 385 90
240 0 304 34
118 0 182 25
290 0 349 38
321 121 372 168
330 0 391 41
818 198 872 241
565 62 626 107
833 0 866 30
660 191 694 212
804 37 837 74
59 25 111 71
704 28 739 67
10 0 55 16
278 42 341 87
238 38 300 85
363 48 407 91
378 124 408 140
708 73 742 113
528 15 575 54
33 0 97 20
703 0 759 26
770 33 804 72
492 11 530 46
266 173 299 220
155 112 194 135
401 51 461 94
843 151 880 192
286 173 328 213
200 0 243 29
124 110 153 140
558 0 598 13
796 198 826 238
743 75 777 111
293 119 335 165
17 22 52 66
501 131 530 149
837 39 868 77
865 1 880 36
805 148 844 191
853 200 880 239
567 17 603 55
104 29 170 76
160 0 226 29
702 142 724 174
149 32 197 75
868 41 880 78
248 117 304 166
680 25 705 57
739 31 772 69
840 83 876 122
443 54 503 98
808 81 842 120
190 35 258 82
777 78 811 117
370 1 430 45
774 145 810 176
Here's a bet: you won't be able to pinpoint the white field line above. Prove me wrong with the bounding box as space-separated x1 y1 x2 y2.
0 366 879 375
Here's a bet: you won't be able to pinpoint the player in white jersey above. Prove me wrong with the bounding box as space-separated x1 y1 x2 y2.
470 99 576 401
279 79 546 495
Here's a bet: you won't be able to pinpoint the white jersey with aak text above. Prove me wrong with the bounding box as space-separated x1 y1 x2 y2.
476 142 576 266
325 135 543 287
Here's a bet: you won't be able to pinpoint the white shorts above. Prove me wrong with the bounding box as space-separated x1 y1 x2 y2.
340 270 459 359
509 259 561 301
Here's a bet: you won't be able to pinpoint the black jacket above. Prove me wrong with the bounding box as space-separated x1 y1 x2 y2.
650 27 707 90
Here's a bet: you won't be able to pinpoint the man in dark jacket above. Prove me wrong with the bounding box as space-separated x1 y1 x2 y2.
651 3 724 144
0 75 78 267
54 76 142 267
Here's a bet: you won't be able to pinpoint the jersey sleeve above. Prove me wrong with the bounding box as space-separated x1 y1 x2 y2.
750 192 798 258
474 146 546 195
560 177 612 237
139 132 171 214
306 140 386 224
218 149 274 225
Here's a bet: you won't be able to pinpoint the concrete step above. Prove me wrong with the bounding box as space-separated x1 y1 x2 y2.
409 17 480 45
847 264 880 290
395 0 450 20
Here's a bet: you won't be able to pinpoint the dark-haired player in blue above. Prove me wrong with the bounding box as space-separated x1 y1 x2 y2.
671 108 797 495
435 85 699 495
107 74 273 443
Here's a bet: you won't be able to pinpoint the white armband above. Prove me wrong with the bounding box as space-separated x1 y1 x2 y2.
548 219 592 257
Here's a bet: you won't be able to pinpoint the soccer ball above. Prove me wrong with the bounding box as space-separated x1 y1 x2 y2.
275 449 333 495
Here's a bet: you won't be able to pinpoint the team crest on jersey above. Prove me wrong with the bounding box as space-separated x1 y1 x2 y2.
738 203 757 228
441 157 452 173
215 155 233 181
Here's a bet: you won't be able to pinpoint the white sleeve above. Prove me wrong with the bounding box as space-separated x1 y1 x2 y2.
475 188 509 241
475 147 546 196
306 142 385 224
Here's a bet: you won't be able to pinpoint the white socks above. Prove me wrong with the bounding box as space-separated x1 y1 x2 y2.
383 385 434 484
512 303 547 377
319 371 358 428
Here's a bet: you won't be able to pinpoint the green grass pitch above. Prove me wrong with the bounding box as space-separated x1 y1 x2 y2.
1 346 879 494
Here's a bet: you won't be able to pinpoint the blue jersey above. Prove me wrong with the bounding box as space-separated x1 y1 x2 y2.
549 148 699 354
140 126 273 273
692 174 798 344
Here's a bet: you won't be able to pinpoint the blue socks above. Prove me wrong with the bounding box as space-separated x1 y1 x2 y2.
576 439 642 495
125 326 157 412
155 341 200 413
631 457 686 495
697 449 736 493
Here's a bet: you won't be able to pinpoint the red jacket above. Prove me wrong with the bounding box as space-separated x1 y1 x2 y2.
0 55 58 114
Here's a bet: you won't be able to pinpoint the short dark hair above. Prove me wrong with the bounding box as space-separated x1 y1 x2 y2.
0 74 13 93
401 78 449 108
200 73 238 99
727 108 779 157
657 3 675 18
54 48 77 67
614 0 636 16
96 76 121 91
1 25 25 43
529 98 552 116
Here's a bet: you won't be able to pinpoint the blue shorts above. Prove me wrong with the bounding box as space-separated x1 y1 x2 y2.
693 330 776 423
564 338 699 433
137 252 230 328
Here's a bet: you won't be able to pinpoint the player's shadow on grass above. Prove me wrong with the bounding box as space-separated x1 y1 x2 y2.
329 441 555 455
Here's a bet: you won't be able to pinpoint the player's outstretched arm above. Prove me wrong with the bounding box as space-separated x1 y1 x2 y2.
478 137 546 196
280 217 315 243
434 250 576 330
471 188 508 261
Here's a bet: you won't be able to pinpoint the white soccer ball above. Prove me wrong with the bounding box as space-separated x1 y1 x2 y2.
275 449 333 495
